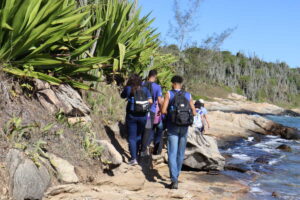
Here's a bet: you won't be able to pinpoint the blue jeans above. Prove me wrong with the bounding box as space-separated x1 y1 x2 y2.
153 120 164 155
126 113 147 160
167 125 189 182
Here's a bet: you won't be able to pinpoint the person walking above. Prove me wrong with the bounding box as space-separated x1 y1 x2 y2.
194 100 205 133
152 101 165 155
121 74 153 165
141 70 164 156
198 99 210 130
162 75 196 189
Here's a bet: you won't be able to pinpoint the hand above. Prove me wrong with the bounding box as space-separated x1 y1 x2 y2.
157 110 161 116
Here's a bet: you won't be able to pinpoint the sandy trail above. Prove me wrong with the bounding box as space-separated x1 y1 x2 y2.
44 162 251 200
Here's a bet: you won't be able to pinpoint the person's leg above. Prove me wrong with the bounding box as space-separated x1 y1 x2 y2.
153 120 164 155
141 112 155 153
127 115 138 161
167 127 179 183
137 115 147 156
176 126 188 180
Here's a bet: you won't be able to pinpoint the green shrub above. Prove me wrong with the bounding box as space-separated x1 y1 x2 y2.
0 0 108 89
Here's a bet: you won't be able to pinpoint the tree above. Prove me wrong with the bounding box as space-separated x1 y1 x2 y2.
168 0 202 50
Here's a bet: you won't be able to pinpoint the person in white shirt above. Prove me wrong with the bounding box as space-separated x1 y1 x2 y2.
198 99 210 132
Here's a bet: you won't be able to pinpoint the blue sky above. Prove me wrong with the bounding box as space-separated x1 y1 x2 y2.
138 0 300 68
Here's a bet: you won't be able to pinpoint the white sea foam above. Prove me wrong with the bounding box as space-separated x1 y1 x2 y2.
268 159 279 165
253 143 267 148
265 135 279 139
247 137 254 142
253 143 277 153
250 187 264 193
232 153 252 161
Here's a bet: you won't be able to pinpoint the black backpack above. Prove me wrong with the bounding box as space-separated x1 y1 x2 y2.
143 81 153 99
132 87 150 114
169 90 194 126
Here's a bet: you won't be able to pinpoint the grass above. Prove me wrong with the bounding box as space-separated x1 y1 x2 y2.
85 82 126 125
188 83 233 100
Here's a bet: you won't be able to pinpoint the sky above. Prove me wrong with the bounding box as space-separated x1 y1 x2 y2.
138 0 300 68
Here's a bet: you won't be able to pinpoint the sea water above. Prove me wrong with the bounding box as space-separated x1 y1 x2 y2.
222 115 300 200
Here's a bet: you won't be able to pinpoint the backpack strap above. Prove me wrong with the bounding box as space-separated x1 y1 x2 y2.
169 90 186 106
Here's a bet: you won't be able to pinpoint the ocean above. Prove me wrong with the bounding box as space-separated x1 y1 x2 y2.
221 115 300 200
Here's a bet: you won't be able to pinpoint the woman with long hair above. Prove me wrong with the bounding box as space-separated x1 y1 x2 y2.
121 74 153 165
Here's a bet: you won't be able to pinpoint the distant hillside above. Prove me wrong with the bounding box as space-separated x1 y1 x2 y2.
161 45 300 108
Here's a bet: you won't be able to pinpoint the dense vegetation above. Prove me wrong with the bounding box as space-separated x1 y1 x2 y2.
162 45 300 107
0 0 175 90
0 0 298 107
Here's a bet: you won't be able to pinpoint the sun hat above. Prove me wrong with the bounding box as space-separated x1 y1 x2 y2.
199 99 204 104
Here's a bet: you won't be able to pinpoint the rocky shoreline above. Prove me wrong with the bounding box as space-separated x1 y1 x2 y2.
0 78 299 200
205 93 300 147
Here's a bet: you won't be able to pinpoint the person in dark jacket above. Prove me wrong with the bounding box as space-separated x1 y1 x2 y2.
121 74 153 165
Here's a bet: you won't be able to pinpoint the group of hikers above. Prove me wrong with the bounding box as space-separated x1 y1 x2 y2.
121 70 210 189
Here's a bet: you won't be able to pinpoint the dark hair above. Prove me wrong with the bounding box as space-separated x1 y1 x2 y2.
171 75 183 84
126 74 142 95
148 70 158 78
194 100 201 109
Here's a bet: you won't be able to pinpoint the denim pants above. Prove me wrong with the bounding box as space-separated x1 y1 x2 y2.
126 113 147 160
153 120 164 155
141 111 155 152
167 125 189 182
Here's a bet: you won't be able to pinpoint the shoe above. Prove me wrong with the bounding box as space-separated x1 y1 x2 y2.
128 159 138 166
170 181 178 189
140 150 149 157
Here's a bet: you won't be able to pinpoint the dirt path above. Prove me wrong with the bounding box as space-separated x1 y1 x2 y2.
44 162 251 200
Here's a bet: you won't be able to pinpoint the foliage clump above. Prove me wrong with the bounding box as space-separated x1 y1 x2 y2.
0 0 175 90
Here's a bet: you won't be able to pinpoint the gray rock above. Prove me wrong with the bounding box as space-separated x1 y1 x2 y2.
225 164 251 173
36 89 62 113
48 153 79 183
54 84 90 116
184 126 225 170
34 79 50 90
96 140 123 167
6 149 51 200
276 144 292 152
35 82 91 117
255 156 270 164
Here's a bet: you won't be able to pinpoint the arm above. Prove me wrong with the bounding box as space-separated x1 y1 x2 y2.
158 96 164 107
204 114 210 129
157 86 164 110
162 92 170 114
201 115 206 133
157 96 164 112
146 88 153 104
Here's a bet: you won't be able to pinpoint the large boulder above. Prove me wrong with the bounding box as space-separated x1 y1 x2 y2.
35 80 90 117
184 127 225 170
48 153 79 183
205 111 300 147
95 140 123 167
6 149 51 200
206 98 284 115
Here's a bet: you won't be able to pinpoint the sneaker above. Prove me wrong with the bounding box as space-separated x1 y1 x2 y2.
128 159 138 166
140 150 149 157
170 181 178 189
